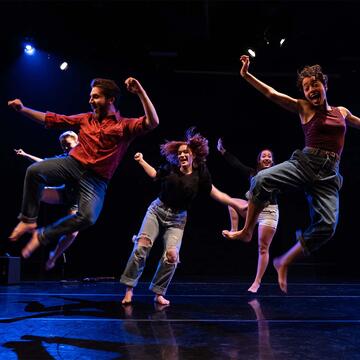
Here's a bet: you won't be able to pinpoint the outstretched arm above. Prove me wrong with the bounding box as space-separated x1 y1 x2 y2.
339 106 360 129
8 99 46 124
125 78 159 130
240 55 299 114
14 149 43 163
210 185 247 214
134 152 157 178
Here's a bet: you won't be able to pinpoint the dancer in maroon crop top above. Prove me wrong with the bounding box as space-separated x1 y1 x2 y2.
223 55 360 293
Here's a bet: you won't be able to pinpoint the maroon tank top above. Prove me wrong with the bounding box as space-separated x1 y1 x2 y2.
302 107 346 155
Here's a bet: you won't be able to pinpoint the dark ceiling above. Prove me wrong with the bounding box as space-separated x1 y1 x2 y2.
2 1 360 75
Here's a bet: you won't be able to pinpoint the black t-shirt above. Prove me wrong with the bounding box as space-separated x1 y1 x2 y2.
156 163 212 210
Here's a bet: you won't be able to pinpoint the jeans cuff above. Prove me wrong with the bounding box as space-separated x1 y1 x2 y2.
296 229 310 256
149 284 167 295
17 213 37 224
120 275 138 288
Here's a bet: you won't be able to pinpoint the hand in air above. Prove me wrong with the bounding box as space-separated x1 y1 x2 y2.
134 152 143 162
240 55 250 77
8 99 24 111
14 149 26 156
217 138 226 154
125 77 142 94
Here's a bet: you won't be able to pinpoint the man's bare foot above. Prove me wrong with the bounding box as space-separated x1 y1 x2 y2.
45 251 56 271
273 257 288 293
154 294 170 306
9 221 37 242
121 287 133 305
22 231 41 259
222 229 252 242
248 281 260 293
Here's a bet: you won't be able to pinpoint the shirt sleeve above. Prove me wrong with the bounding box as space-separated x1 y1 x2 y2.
222 151 255 178
45 112 85 130
123 116 150 138
155 163 171 181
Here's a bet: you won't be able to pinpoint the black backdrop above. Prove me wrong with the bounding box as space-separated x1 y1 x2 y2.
1 1 359 281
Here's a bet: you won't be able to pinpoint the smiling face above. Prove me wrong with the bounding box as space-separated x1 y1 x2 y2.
302 76 327 107
89 86 114 119
258 149 274 170
177 144 195 171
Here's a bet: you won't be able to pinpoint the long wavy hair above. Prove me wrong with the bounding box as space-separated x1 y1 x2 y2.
160 127 209 167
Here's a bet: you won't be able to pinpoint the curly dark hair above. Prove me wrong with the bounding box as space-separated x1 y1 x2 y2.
160 127 209 167
296 65 328 92
90 78 121 103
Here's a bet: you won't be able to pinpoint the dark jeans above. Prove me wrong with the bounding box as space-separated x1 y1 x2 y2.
249 149 343 255
18 156 108 245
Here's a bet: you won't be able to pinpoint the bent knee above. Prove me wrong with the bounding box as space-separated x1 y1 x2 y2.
76 212 99 227
258 245 269 255
165 249 178 263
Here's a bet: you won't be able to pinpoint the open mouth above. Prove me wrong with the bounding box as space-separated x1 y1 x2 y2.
309 92 320 101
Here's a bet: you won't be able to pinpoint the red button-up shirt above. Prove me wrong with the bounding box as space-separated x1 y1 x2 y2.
45 111 148 179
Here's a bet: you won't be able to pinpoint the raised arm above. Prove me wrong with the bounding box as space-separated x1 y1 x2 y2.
240 55 299 114
338 106 360 129
217 138 254 178
8 99 46 124
134 152 157 178
14 148 43 163
125 78 159 130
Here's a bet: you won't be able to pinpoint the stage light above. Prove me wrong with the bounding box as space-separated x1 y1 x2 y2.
60 62 69 71
280 38 286 47
24 44 35 56
247 48 256 58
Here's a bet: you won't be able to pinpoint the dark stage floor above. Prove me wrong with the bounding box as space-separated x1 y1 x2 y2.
0 281 359 359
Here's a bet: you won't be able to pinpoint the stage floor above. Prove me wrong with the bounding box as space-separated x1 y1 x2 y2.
0 281 359 359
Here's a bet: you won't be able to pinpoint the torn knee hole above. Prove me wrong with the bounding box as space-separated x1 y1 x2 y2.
137 237 152 247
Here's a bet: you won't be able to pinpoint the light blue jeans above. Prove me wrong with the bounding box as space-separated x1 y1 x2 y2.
249 149 343 255
120 198 187 295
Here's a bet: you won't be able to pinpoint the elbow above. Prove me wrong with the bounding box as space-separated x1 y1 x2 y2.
146 116 159 130
265 89 277 100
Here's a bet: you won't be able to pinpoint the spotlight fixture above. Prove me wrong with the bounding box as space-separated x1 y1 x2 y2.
247 48 256 58
280 38 286 47
24 44 35 56
60 62 69 71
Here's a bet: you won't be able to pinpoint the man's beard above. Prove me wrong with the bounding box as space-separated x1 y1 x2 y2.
93 106 107 120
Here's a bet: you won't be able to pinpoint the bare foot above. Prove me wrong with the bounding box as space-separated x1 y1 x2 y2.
9 221 37 242
273 257 288 293
22 231 41 259
154 294 170 306
121 288 133 305
248 282 260 293
154 302 169 312
45 251 56 271
222 229 252 242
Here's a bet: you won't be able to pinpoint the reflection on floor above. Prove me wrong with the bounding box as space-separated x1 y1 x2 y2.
0 281 360 359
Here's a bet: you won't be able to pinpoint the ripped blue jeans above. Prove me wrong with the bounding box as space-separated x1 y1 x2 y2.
120 198 187 295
